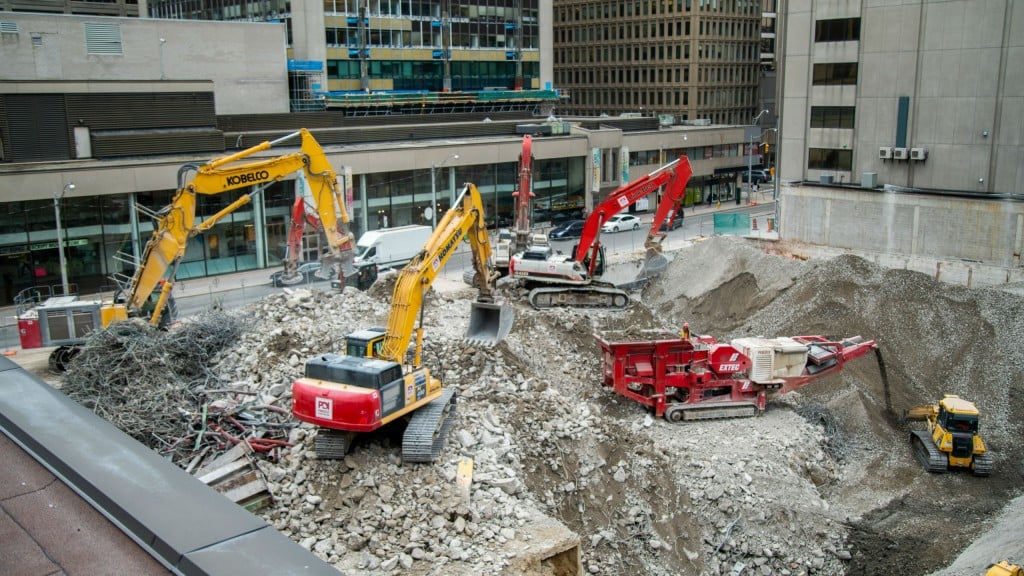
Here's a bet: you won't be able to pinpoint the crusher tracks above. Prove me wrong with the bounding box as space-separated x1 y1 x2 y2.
663 402 759 422
402 388 457 464
314 429 358 460
528 283 631 310
911 430 948 473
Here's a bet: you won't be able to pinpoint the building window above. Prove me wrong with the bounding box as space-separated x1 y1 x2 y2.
812 62 858 86
808 148 853 171
814 18 861 43
810 106 856 129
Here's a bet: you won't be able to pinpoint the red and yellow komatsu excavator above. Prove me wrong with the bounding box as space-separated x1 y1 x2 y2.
292 183 514 463
17 128 354 370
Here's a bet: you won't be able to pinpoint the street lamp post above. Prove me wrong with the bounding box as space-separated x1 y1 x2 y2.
430 154 459 229
54 182 75 295
748 109 770 203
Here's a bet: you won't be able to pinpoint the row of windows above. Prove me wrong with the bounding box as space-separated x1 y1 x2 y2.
565 86 752 113
812 62 858 86
810 106 856 129
558 0 757 22
556 41 758 65
815 17 860 43
327 59 537 81
557 66 690 86
325 25 537 49
322 0 539 22
555 18 757 44
556 64 756 89
570 88 690 107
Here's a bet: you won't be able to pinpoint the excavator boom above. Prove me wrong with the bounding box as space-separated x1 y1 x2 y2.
292 182 513 462
125 129 354 324
381 183 513 364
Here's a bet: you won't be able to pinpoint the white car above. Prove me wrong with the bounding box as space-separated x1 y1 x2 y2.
601 214 642 233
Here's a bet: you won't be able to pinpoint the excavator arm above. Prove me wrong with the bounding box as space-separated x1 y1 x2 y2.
573 157 690 275
123 129 353 325
512 134 535 251
379 183 512 366
644 156 693 250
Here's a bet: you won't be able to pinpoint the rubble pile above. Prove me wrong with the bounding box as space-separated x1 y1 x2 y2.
196 281 863 574
63 234 1024 575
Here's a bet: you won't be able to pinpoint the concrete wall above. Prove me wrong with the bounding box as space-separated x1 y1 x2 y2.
781 0 1024 195
781 184 1024 273
0 12 290 114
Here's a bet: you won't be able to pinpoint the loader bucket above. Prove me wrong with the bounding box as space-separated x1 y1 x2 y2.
465 300 514 346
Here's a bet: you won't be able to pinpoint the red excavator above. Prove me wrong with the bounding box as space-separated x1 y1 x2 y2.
492 134 537 276
596 324 879 421
509 156 693 309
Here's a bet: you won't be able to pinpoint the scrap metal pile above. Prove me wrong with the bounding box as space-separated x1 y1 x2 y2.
61 312 295 468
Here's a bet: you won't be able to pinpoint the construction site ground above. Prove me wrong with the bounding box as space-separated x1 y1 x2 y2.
9 233 1024 576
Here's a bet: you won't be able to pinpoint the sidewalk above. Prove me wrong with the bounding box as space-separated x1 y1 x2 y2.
1 195 779 343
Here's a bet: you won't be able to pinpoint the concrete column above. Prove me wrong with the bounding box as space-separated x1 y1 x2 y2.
254 190 268 266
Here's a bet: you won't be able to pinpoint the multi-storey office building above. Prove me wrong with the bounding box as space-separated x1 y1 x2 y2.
552 0 762 124
0 11 755 306
143 0 547 96
775 0 1023 275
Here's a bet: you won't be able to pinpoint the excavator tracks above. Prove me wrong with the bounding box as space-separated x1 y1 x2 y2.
664 402 759 422
402 388 457 463
314 429 358 460
911 430 948 473
528 285 631 309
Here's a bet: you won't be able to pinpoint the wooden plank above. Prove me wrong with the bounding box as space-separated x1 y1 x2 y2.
222 477 269 505
196 457 251 485
193 441 252 478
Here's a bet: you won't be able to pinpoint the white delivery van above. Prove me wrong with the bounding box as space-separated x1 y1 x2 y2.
352 225 433 270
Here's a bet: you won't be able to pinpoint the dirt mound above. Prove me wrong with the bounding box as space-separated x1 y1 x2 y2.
644 240 1024 575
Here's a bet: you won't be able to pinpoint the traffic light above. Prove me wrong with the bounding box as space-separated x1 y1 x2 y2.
761 143 770 153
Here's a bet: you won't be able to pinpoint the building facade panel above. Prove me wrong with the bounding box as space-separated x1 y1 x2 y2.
0 13 290 114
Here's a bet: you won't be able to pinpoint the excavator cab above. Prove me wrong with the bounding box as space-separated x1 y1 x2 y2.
345 327 387 358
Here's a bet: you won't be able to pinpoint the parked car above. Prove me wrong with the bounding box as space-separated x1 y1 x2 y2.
548 219 586 240
601 214 642 233
659 210 683 231
741 169 770 184
270 261 327 287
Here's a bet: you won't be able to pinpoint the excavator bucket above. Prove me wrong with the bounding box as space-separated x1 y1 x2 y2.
640 247 669 277
320 248 356 278
465 300 514 346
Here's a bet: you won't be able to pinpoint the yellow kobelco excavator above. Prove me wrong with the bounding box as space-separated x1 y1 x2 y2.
905 394 993 476
292 182 515 463
19 128 355 370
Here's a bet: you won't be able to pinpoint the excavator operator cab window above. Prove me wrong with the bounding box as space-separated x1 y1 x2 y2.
346 340 369 358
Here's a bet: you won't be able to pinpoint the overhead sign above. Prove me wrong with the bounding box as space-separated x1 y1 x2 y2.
30 238 88 251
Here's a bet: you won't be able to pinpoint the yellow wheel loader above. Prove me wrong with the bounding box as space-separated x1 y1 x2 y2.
905 395 992 476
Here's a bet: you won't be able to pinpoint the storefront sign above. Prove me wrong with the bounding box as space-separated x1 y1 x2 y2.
30 238 88 251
